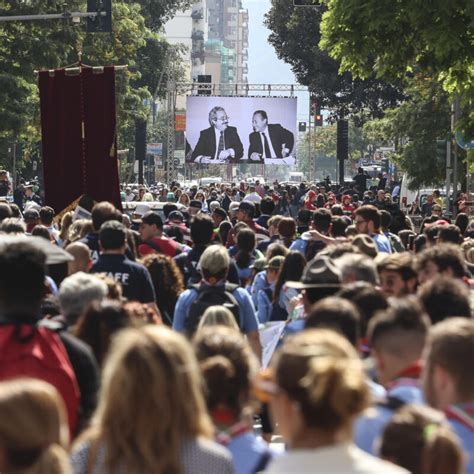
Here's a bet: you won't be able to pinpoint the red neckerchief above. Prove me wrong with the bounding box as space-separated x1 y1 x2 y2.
358 337 370 356
444 404 474 432
386 360 422 392
212 409 251 446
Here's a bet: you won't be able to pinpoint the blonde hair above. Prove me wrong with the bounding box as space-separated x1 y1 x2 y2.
273 329 369 432
82 326 213 474
381 404 463 474
0 379 70 474
197 306 240 331
67 219 93 242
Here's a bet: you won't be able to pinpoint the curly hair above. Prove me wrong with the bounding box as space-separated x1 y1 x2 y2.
141 253 184 325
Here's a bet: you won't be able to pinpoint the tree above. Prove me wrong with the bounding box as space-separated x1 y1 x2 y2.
319 0 474 137
296 121 370 180
0 0 189 177
265 0 405 121
362 75 453 188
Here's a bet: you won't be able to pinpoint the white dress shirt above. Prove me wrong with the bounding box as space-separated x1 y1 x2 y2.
260 127 277 158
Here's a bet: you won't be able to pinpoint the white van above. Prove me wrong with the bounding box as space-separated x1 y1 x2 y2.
399 173 418 212
199 177 222 187
289 172 305 183
399 173 445 212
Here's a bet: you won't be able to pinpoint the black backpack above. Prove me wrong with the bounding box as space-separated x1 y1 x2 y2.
263 288 289 321
186 283 241 335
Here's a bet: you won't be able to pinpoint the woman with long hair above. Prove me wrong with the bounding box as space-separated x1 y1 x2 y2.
273 251 306 312
233 228 263 287
194 326 270 474
73 300 134 366
0 379 71 474
260 329 406 473
141 253 185 325
179 192 191 207
380 404 463 474
71 326 233 474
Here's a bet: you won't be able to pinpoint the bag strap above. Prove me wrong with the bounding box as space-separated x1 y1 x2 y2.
143 239 162 253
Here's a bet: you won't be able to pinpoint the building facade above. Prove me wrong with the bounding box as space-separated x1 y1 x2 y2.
164 0 249 85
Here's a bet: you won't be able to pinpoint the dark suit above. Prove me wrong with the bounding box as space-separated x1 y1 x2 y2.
248 124 295 161
190 126 243 162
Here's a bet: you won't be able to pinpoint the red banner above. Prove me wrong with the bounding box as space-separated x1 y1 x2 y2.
39 66 122 214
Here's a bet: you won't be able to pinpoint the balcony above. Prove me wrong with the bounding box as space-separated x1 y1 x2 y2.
191 30 204 40
191 9 203 20
191 50 205 61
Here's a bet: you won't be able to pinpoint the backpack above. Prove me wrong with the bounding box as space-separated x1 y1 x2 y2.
0 317 80 435
186 284 240 335
263 288 289 321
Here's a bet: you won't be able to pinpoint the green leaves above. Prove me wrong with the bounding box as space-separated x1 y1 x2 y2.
266 0 405 120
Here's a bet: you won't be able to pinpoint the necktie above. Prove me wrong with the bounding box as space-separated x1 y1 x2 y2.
217 131 225 156
262 132 271 158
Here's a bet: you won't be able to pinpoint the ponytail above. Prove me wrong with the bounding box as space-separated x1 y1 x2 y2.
421 424 464 474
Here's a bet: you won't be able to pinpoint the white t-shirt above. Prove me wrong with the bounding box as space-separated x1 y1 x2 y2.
266 443 408 474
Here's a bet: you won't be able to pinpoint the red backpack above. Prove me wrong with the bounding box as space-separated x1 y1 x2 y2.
0 320 80 436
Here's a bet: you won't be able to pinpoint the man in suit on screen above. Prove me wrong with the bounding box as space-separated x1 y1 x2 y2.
191 106 244 164
248 110 295 162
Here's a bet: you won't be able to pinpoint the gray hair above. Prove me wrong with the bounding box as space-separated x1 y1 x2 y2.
198 244 230 276
336 253 379 286
58 271 108 325
208 106 226 126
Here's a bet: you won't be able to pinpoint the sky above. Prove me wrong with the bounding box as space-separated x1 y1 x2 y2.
242 0 310 122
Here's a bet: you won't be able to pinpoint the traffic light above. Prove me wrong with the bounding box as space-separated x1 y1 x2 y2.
314 107 323 127
436 139 447 165
298 122 307 132
310 96 323 126
381 158 389 173
87 0 112 33
197 75 212 96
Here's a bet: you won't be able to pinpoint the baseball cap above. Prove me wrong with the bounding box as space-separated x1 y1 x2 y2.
141 211 163 228
168 210 184 222
189 200 203 210
265 255 285 271
213 207 228 220
286 256 341 289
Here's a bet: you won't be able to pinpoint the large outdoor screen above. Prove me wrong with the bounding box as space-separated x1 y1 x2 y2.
186 96 297 165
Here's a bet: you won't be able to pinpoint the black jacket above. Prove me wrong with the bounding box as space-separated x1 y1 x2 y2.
248 124 295 160
190 126 244 162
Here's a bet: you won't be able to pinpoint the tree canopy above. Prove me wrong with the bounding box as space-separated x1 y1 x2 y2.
320 0 474 137
0 0 189 171
265 0 405 121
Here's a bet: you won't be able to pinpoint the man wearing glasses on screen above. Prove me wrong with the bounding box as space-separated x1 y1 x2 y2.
191 106 244 164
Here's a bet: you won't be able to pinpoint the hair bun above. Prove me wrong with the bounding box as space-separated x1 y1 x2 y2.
201 355 235 381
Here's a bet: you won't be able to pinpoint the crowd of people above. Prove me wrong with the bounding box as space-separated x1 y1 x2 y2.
0 174 473 474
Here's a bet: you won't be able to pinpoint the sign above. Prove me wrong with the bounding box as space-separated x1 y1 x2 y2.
259 321 286 368
173 158 180 167
146 143 162 156
174 149 185 166
186 96 297 165
455 131 474 150
175 113 186 132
